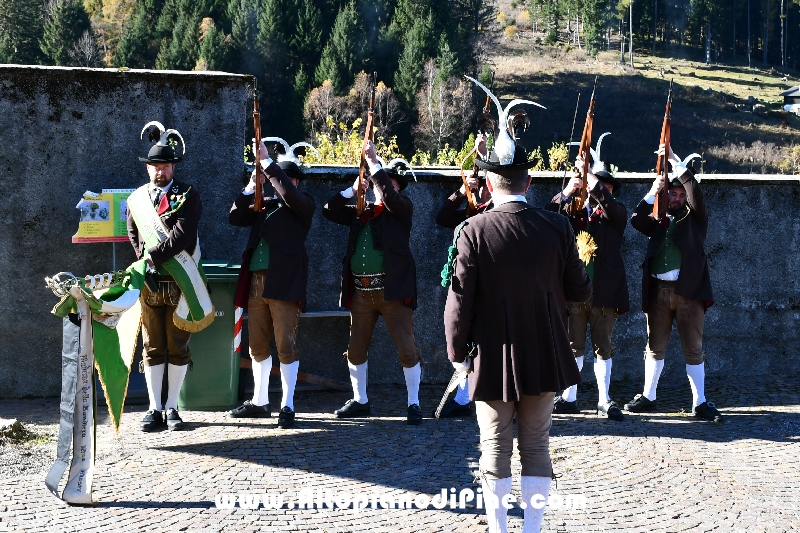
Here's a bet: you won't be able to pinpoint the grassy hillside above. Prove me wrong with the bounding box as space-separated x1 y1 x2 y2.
484 36 800 174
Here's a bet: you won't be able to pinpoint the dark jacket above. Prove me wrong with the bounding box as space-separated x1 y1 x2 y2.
323 168 417 309
127 179 201 266
630 168 713 311
444 201 592 402
435 190 493 229
229 162 316 309
547 182 630 311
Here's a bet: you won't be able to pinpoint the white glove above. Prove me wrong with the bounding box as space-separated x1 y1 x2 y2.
452 360 471 373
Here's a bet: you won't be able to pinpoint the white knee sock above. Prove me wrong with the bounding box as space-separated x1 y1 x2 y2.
594 358 613 405
521 476 551 533
563 356 584 402
348 361 368 403
643 359 664 401
453 374 470 405
280 361 299 410
165 364 188 410
403 363 421 406
686 363 706 407
252 356 272 407
482 476 511 533
144 363 165 411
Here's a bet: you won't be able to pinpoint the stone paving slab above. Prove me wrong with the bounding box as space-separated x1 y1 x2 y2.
0 373 798 532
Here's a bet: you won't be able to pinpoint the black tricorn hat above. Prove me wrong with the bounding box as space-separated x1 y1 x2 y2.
475 146 538 172
278 160 305 180
139 143 182 163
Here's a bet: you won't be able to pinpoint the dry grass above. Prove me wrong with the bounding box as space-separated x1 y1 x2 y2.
705 141 792 174
482 35 800 174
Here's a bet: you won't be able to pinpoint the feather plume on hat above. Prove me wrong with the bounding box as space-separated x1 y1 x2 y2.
464 75 545 166
140 121 185 157
261 137 321 165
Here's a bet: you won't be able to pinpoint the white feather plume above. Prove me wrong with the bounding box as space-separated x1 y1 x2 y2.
261 136 292 162
683 153 702 165
141 121 185 156
163 128 186 156
592 132 611 163
290 142 322 161
464 76 546 165
386 158 417 182
140 121 165 140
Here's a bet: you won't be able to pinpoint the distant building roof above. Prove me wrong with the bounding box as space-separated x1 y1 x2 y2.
781 86 800 97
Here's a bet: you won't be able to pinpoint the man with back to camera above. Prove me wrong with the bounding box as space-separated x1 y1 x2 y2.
444 136 591 533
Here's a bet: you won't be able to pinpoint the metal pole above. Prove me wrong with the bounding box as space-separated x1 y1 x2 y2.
630 0 634 67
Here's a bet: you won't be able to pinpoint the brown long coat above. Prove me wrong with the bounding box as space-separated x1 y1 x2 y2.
228 162 316 309
630 169 713 311
547 181 630 311
444 201 592 402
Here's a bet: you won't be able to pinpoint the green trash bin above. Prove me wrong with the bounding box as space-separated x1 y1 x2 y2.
178 262 241 411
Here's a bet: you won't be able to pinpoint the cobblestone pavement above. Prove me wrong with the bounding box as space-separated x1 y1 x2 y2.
0 373 798 532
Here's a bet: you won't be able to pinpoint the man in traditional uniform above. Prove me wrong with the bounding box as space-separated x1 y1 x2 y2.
434 134 493 418
127 122 210 432
548 139 629 421
624 145 722 423
228 140 316 429
444 140 591 533
323 140 423 425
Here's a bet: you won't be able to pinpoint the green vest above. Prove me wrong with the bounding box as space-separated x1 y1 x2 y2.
249 239 269 270
651 218 682 274
248 200 283 271
350 222 385 275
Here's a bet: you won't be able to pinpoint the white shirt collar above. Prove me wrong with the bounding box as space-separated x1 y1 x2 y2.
152 180 173 193
492 194 527 206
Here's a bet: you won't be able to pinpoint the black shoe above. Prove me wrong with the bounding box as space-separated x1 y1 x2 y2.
553 396 579 414
334 399 371 418
598 401 625 421
277 406 295 428
228 400 271 418
624 394 657 412
693 401 723 423
140 409 164 432
407 404 423 425
165 408 184 431
434 399 473 418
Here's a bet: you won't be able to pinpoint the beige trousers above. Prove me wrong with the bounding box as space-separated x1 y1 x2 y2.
476 393 555 480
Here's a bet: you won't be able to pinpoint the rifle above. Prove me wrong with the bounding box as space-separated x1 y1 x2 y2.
459 71 495 216
356 72 377 216
653 79 673 222
568 76 598 217
252 80 264 212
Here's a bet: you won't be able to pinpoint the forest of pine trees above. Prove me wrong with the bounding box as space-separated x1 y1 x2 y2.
0 0 797 156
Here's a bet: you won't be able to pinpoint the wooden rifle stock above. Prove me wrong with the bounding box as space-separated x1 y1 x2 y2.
252 81 264 212
568 76 598 217
461 72 496 216
356 73 377 216
653 80 674 221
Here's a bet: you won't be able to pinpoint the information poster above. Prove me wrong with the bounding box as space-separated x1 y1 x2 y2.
72 189 135 243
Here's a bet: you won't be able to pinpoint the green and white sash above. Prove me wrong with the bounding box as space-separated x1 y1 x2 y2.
127 185 214 332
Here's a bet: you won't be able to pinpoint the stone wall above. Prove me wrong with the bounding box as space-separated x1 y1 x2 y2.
0 65 796 398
